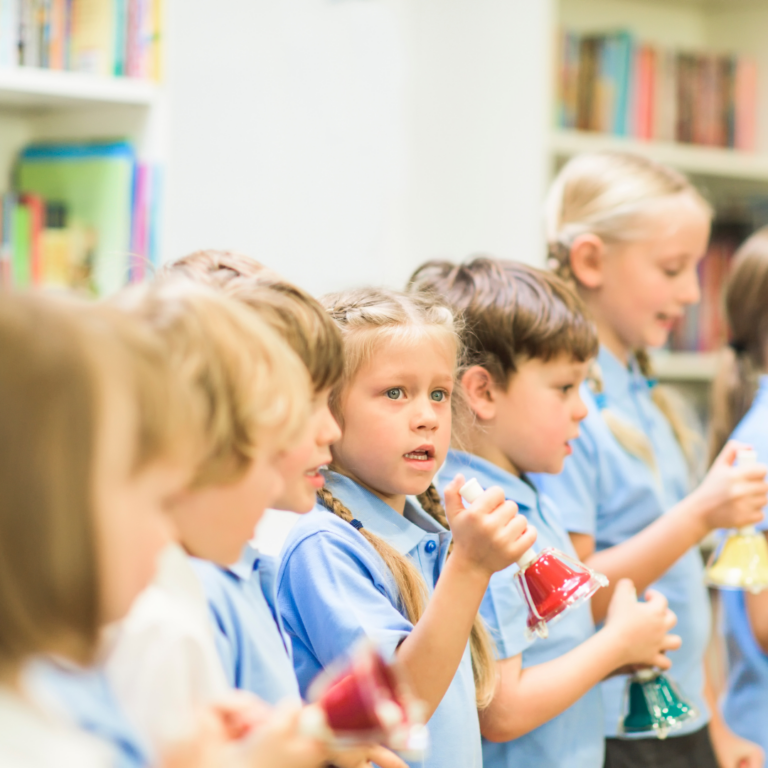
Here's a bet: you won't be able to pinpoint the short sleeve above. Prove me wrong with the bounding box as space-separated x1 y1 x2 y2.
189 562 238 687
532 388 600 537
277 529 412 692
480 566 532 659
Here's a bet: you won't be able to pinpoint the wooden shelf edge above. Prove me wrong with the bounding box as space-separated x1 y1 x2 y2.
0 67 160 108
650 351 719 382
550 129 768 183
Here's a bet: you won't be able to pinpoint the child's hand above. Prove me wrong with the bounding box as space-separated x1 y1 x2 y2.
443 474 537 578
690 442 768 534
240 702 330 768
603 579 681 670
212 690 273 740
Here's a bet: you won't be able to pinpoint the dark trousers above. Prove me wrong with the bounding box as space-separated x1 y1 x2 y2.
604 726 719 768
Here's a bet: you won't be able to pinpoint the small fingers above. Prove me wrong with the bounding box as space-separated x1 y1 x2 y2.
654 654 673 671
663 608 678 631
662 633 682 653
643 589 669 611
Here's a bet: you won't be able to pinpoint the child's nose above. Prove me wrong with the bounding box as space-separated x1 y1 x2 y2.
679 267 701 305
574 393 589 422
413 398 440 429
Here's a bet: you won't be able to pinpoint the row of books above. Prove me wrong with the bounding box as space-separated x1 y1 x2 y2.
669 224 752 353
0 0 162 79
0 141 160 295
557 30 757 151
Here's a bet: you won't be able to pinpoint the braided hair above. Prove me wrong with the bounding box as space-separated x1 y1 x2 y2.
319 287 497 709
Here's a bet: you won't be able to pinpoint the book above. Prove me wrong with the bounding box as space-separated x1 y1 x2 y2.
555 28 758 151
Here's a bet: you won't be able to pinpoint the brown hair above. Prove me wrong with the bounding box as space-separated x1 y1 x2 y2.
546 151 712 466
317 287 496 709
0 294 184 676
710 227 768 462
409 257 598 387
113 279 310 488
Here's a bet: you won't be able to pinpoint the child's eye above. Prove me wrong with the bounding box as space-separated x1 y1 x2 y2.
431 389 448 402
559 384 574 394
386 388 404 400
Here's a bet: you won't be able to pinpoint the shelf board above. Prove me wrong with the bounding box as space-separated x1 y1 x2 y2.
0 67 159 110
550 129 768 183
650 351 719 382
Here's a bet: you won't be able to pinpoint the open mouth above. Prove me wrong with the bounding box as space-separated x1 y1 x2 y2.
305 464 328 478
403 447 434 462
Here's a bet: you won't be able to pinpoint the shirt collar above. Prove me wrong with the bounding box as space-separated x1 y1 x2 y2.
227 542 261 581
324 471 444 556
441 450 538 512
597 345 649 399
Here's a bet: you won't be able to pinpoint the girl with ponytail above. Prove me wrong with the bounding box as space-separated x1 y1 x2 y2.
276 288 536 768
535 150 768 768
711 228 768 758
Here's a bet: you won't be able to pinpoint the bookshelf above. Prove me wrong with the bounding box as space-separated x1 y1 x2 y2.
551 0 768 389
0 68 160 109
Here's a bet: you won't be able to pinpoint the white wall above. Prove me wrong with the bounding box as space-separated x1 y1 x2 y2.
165 0 552 297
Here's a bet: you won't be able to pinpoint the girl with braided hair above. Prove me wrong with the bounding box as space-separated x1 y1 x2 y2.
710 228 768 758
276 287 537 768
535 150 768 768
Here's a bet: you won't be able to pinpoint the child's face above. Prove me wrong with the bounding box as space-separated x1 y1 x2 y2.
589 194 710 354
94 382 191 625
472 354 590 476
332 333 455 511
171 446 285 565
272 387 341 513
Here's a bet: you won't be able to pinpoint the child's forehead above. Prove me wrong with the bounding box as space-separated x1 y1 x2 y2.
354 326 457 377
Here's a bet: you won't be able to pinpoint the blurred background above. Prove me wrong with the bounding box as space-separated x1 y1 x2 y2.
1 0 768 426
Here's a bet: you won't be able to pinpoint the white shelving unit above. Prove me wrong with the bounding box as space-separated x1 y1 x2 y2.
0 67 167 278
551 0 768 388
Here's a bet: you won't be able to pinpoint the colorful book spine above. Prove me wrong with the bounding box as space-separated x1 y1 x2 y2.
555 28 758 152
0 0 161 80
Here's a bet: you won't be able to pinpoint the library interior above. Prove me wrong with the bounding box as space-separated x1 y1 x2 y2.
3 2 768 768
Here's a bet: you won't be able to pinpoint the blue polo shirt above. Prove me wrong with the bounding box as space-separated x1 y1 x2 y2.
191 545 301 705
721 375 768 750
277 471 482 768
438 449 604 767
533 345 711 739
27 660 149 768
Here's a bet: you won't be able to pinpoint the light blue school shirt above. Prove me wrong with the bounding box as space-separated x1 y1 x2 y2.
721 375 768 750
438 450 604 768
191 544 301 705
27 661 149 768
533 345 711 739
277 471 482 768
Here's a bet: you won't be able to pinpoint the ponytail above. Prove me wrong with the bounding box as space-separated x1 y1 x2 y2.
318 484 497 709
709 226 768 464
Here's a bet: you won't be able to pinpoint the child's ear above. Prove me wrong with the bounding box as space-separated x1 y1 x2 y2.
569 234 605 290
460 366 497 421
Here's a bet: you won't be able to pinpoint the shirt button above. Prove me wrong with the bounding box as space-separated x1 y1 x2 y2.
425 540 437 554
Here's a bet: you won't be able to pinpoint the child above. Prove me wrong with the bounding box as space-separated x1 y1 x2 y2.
277 287 538 768
0 293 201 767
536 150 768 768
102 279 334 767
709 227 768 756
410 256 681 768
160 251 343 707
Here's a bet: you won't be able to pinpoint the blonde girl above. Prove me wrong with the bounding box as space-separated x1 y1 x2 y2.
536 151 768 768
710 228 768 758
276 288 537 768
0 293 198 767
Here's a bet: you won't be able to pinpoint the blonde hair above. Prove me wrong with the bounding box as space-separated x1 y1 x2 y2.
710 227 768 463
318 287 497 709
0 293 185 675
546 151 712 467
161 249 278 287
162 250 344 395
113 279 310 488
